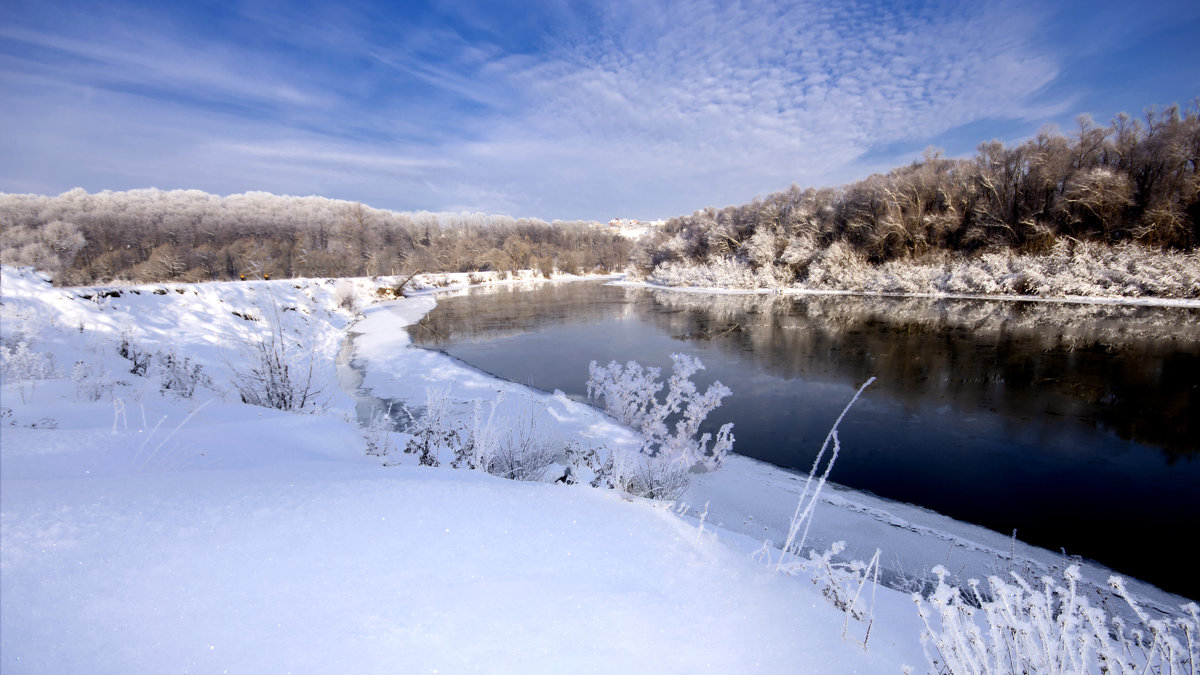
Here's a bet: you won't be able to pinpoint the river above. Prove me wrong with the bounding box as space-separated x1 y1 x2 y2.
404 280 1200 599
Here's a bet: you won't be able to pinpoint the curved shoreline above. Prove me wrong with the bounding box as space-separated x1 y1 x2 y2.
345 274 1197 612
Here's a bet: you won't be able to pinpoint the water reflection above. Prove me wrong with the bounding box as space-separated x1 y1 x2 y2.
413 282 635 344
641 291 1200 459
407 281 1200 597
414 283 1200 459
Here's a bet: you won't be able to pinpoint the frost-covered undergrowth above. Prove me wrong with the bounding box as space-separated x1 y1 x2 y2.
646 241 1200 300
0 266 918 673
915 567 1199 675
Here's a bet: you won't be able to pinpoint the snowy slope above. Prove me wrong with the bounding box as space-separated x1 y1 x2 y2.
1 268 923 673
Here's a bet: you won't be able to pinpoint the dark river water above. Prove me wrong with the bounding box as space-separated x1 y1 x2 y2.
407 281 1200 599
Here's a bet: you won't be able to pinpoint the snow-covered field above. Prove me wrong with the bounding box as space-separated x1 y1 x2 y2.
1 268 925 673
3 267 1195 673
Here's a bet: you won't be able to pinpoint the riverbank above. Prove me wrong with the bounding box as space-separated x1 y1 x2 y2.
350 276 1196 617
2 266 927 672
634 241 1200 304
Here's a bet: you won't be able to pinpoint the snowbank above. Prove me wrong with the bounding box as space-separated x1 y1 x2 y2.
1 267 922 673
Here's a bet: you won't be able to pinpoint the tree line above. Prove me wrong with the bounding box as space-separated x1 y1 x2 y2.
0 189 631 285
3 101 1196 288
632 102 1200 279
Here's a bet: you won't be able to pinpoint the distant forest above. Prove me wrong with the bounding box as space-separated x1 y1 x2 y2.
2 102 1197 291
0 189 631 285
632 103 1199 279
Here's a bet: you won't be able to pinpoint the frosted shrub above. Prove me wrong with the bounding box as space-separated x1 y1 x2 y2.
945 260 1002 295
118 329 151 376
587 353 734 471
565 442 691 500
362 403 401 458
650 258 783 289
803 241 875 291
915 566 1200 675
653 238 1200 298
400 389 555 481
1 341 58 403
487 434 556 481
587 359 662 428
158 349 211 399
934 243 1200 299
454 397 501 471
781 234 821 276
405 386 460 467
332 279 358 313
72 361 114 401
483 396 557 481
604 449 692 500
450 394 557 481
230 302 322 411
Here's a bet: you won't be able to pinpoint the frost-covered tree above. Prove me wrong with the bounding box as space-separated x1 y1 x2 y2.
1 342 58 403
0 221 86 281
629 99 1200 292
0 189 630 284
587 353 734 471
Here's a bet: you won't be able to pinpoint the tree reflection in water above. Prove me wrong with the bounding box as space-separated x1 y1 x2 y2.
407 281 1200 598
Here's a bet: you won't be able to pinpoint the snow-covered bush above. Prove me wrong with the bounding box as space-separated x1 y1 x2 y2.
71 361 114 402
404 386 460 467
781 233 822 278
564 442 691 501
914 566 1200 675
587 353 734 471
650 238 1200 298
158 349 210 399
452 395 557 481
118 330 151 376
650 257 786 289
483 397 557 482
362 403 402 458
603 448 692 500
332 279 358 313
230 303 322 411
1 341 58 403
452 397 500 471
401 389 555 481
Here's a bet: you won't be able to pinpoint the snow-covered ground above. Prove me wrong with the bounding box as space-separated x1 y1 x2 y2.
3 267 1194 673
1 267 925 673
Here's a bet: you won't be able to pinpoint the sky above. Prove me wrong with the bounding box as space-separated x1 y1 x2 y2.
1 0 1197 222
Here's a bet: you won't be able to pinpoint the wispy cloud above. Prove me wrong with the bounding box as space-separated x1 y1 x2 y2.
0 23 327 112
218 142 458 173
1 0 1194 219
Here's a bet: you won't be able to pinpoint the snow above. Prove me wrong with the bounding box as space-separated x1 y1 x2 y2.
637 241 1200 305
2 267 926 673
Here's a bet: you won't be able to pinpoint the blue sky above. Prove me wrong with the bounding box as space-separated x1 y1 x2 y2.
2 0 1197 221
